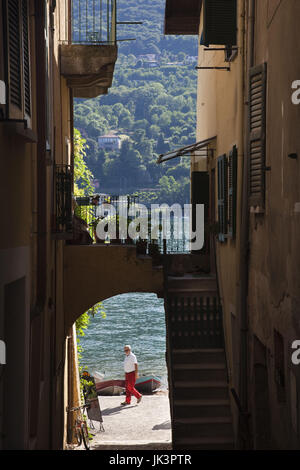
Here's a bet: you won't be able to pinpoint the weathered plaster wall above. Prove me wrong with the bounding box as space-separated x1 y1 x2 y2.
247 0 300 449
63 245 164 330
194 3 246 424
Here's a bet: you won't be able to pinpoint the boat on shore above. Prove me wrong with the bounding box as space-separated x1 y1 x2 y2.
135 375 161 394
93 373 162 396
95 378 125 396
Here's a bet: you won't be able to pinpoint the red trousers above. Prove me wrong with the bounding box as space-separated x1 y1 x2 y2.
125 371 142 404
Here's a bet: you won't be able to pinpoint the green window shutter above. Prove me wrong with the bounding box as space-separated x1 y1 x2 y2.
248 63 267 208
7 0 22 110
22 0 31 117
217 154 227 242
5 0 31 118
228 145 237 238
203 0 237 47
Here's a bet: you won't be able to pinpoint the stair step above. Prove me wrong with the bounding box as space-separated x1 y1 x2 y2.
173 366 227 382
167 289 217 294
174 381 228 399
173 363 226 370
175 416 232 424
173 399 231 418
174 436 235 450
174 381 228 387
174 399 229 406
173 417 233 439
168 285 217 290
167 277 217 289
168 275 215 280
172 349 226 364
177 436 234 443
173 348 224 353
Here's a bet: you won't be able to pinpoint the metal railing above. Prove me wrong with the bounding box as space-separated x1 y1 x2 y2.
153 216 190 255
54 165 73 236
73 194 191 254
71 0 117 45
74 194 139 243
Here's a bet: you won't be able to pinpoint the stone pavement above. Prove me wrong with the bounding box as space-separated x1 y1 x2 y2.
88 391 172 450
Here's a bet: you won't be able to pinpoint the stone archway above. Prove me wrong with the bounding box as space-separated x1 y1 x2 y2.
68 290 172 450
63 245 164 331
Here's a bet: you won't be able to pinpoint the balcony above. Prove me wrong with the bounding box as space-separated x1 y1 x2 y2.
60 192 211 326
52 165 73 240
164 0 201 35
63 195 165 327
60 0 118 98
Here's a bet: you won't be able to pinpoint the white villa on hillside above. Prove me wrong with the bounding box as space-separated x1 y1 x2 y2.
98 134 122 151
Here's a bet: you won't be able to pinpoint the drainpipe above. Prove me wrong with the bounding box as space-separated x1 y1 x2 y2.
237 0 255 449
33 0 47 318
27 0 47 446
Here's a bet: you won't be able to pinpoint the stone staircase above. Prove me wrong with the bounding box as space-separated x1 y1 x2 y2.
165 274 235 450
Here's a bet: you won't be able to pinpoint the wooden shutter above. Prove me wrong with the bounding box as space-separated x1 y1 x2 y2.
5 0 31 119
203 0 237 47
228 145 237 238
248 63 267 207
7 0 22 112
191 171 209 253
217 154 227 242
22 0 31 117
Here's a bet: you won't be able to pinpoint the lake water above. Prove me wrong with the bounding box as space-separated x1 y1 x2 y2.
79 292 168 389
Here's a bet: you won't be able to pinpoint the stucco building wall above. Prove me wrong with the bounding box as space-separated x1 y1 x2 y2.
0 0 72 449
192 0 300 448
246 0 300 449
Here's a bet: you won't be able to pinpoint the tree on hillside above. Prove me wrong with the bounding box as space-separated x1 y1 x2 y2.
156 133 170 154
74 128 94 196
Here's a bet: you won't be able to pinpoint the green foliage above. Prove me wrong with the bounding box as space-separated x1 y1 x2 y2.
76 303 106 384
74 128 94 196
76 303 106 339
73 0 198 204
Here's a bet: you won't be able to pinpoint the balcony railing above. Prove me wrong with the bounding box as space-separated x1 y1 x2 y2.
69 194 192 256
71 0 117 45
153 216 190 255
74 194 139 243
53 165 73 238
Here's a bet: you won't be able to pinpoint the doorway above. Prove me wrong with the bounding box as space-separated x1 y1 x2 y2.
73 292 172 450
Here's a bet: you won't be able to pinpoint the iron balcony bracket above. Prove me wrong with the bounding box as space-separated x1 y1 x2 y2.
203 47 238 51
195 66 230 71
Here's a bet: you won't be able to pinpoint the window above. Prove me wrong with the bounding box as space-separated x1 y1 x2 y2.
4 0 31 123
217 154 227 242
228 146 238 238
248 63 267 209
202 0 237 48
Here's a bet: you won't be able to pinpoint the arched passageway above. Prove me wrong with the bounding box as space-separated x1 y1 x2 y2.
80 293 168 385
63 245 164 331
75 292 172 449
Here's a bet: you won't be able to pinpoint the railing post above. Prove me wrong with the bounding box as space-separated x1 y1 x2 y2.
71 0 117 45
107 0 109 43
111 0 117 44
68 0 72 44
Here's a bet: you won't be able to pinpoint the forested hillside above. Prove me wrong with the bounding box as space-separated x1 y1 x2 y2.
74 0 198 204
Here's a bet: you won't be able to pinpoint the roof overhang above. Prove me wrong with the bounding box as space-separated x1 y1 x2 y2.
157 136 216 164
164 0 202 35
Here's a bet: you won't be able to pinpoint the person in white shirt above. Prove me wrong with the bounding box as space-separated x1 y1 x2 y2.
121 345 142 406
